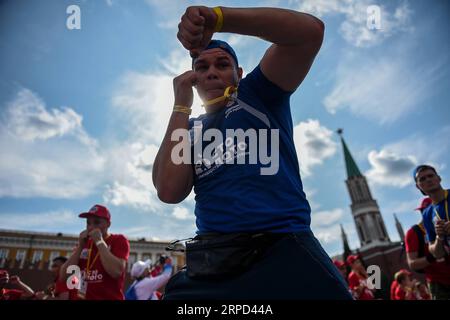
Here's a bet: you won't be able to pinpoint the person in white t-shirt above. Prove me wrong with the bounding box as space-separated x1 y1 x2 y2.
125 258 173 300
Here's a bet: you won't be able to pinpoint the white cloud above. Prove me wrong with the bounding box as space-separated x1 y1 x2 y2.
310 208 356 246
111 50 204 144
0 88 105 198
104 49 203 210
382 129 450 169
292 0 412 47
366 149 417 188
364 127 450 188
311 208 344 229
291 0 352 17
293 119 337 176
104 181 158 210
102 141 165 211
0 210 79 231
314 224 342 245
5 88 82 142
144 0 191 30
171 206 193 220
323 54 443 124
382 199 424 217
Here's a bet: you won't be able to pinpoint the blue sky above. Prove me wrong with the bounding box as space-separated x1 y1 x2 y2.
0 0 449 256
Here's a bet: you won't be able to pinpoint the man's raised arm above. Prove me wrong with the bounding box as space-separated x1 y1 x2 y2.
180 6 324 92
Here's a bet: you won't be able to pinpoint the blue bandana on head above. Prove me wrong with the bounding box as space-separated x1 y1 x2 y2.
192 40 239 68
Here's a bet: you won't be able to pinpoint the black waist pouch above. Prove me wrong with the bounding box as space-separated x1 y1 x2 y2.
185 233 285 280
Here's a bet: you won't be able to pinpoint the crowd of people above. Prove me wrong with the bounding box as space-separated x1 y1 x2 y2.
332 164 450 300
333 256 433 300
1 4 449 301
1 163 449 301
1 204 173 301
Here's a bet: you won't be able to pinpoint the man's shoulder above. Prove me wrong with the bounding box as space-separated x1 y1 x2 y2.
238 65 264 90
405 226 419 240
239 64 293 95
109 234 129 244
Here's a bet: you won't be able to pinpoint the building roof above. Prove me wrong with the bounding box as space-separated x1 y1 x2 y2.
340 136 363 179
0 228 174 245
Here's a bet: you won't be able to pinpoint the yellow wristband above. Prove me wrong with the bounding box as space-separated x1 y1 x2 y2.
213 7 223 33
173 105 192 115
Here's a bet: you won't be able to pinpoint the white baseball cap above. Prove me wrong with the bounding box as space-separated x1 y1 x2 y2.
130 259 152 278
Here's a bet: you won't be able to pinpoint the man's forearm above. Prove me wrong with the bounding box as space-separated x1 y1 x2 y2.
97 243 125 279
16 281 34 297
429 238 447 259
153 112 193 203
407 256 430 271
220 7 324 46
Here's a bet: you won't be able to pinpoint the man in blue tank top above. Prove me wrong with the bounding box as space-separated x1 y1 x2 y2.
153 5 352 299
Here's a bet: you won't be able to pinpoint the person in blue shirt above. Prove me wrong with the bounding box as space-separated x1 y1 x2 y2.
413 164 450 299
153 5 351 299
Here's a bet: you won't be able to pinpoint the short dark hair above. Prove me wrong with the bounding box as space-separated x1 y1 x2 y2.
413 165 437 182
52 256 68 264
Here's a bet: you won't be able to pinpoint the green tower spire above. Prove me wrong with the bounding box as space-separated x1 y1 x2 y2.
337 129 362 178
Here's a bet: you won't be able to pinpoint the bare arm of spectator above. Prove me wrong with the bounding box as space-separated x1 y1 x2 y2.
150 263 173 291
406 252 431 271
9 276 35 299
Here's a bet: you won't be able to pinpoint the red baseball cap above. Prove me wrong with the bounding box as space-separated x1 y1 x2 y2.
394 269 412 281
333 260 346 268
346 254 360 265
415 197 432 211
79 204 111 222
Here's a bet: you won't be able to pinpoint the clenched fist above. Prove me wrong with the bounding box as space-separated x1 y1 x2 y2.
78 229 89 247
173 70 198 107
177 6 218 58
435 220 447 239
88 229 103 243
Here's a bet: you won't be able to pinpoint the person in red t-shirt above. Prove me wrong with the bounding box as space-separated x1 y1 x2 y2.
394 269 417 300
346 255 375 300
405 197 450 299
60 204 130 300
390 280 399 300
0 270 35 300
333 260 348 282
35 256 78 300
